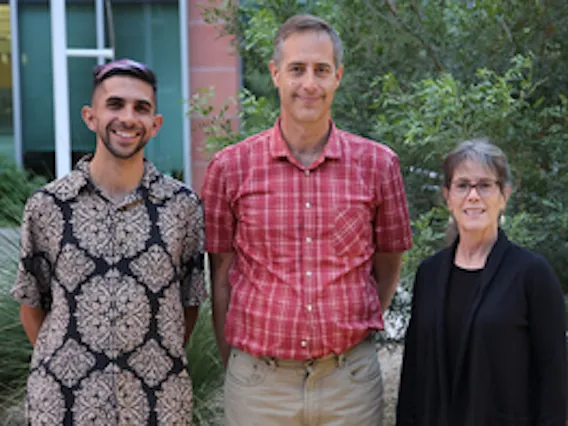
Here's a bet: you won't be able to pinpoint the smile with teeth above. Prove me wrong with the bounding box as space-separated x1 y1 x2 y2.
464 208 485 216
113 129 139 138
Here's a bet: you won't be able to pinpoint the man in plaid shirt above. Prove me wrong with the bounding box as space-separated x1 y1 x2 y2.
202 14 413 426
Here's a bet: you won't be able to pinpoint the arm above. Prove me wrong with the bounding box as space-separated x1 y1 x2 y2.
20 304 46 347
526 256 567 424
183 306 199 345
373 251 403 312
210 252 235 368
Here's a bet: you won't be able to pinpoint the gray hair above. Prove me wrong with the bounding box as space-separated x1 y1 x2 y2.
443 138 512 244
443 138 512 191
273 14 343 69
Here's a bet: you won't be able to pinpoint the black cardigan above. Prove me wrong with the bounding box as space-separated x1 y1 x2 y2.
396 231 567 426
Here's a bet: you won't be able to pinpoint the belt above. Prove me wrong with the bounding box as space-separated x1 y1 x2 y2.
258 334 375 371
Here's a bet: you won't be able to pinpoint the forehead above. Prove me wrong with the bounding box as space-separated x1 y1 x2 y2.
452 159 497 180
93 75 155 105
280 30 335 65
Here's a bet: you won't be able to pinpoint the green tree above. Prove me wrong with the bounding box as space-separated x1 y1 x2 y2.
194 0 568 293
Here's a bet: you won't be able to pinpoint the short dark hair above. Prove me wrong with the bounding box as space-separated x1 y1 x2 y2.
92 58 157 95
273 14 343 69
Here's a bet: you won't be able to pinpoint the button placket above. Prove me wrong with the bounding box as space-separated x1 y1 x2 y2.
301 167 315 357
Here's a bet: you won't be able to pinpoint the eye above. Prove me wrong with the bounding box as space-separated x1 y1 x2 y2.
455 182 470 190
107 101 122 109
479 182 493 190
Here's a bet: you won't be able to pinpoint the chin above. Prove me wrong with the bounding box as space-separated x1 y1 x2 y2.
458 222 497 237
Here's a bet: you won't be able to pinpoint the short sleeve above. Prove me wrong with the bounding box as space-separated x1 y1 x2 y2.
179 192 207 307
10 194 53 310
201 153 236 253
374 155 413 252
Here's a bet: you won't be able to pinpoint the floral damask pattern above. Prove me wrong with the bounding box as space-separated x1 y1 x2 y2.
157 286 185 357
130 244 175 292
128 339 173 387
11 157 207 425
71 194 151 264
76 270 151 357
49 339 96 387
55 244 96 292
155 372 194 426
31 284 70 369
26 368 66 425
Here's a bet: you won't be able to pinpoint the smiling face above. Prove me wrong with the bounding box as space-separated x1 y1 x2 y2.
444 159 511 240
269 30 343 129
81 75 163 161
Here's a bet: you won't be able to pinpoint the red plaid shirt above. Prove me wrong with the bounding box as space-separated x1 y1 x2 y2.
202 120 412 360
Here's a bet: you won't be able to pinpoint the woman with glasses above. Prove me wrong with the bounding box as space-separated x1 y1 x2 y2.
396 139 566 426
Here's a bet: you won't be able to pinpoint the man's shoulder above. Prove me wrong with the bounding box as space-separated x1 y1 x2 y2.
211 128 272 163
39 169 89 201
336 129 398 162
153 173 201 203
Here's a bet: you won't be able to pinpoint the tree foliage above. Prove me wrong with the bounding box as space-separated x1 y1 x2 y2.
194 0 568 294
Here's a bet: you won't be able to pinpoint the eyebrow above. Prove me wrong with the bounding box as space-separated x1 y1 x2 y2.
287 61 332 69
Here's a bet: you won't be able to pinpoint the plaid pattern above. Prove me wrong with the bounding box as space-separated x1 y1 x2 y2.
202 120 412 360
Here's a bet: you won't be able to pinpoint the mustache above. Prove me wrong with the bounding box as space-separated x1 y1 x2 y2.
107 121 144 133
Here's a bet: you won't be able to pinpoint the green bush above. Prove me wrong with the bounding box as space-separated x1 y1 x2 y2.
0 155 47 227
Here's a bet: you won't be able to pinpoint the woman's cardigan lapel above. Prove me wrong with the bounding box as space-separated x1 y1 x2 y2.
433 230 513 414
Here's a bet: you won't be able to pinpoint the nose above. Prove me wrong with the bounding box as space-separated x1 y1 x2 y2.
466 185 481 200
302 70 317 91
118 105 137 126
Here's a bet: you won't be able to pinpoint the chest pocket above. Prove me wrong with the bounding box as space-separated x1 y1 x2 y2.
332 206 372 257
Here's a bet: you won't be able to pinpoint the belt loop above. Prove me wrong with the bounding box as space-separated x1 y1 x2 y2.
262 357 279 370
337 353 346 368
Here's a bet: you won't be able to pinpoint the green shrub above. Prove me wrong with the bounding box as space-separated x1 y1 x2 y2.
0 155 47 227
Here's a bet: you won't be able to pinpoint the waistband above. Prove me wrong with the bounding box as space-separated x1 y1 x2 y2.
239 334 376 371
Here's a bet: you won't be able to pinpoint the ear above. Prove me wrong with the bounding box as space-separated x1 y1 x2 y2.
335 64 344 87
268 60 280 88
149 114 164 138
442 187 450 205
81 105 96 133
501 185 512 206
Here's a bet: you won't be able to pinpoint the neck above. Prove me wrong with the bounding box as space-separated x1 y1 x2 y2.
455 228 499 269
89 149 144 199
279 116 331 153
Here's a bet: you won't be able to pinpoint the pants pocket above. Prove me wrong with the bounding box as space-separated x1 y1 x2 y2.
226 349 269 387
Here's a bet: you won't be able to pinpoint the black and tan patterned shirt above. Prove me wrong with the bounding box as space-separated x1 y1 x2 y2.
11 156 207 425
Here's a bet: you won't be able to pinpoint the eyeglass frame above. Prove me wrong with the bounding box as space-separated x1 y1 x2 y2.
448 178 503 198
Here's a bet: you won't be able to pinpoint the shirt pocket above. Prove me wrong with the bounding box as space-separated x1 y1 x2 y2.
332 206 372 257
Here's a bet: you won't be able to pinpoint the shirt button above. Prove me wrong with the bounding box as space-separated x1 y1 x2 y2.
306 237 312 243
301 340 307 348
305 170 310 176
306 271 312 277
305 202 311 209
306 304 313 312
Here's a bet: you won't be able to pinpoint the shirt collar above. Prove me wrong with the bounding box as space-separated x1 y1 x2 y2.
73 155 168 200
269 118 342 161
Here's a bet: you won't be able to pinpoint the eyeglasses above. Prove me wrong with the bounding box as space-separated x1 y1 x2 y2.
449 179 501 197
93 59 156 92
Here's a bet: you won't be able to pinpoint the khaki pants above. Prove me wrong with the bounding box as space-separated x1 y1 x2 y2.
224 338 383 426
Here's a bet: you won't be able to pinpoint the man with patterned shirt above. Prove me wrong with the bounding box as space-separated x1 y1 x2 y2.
11 59 206 425
202 14 412 426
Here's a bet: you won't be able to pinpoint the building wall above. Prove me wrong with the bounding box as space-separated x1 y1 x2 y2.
188 0 240 194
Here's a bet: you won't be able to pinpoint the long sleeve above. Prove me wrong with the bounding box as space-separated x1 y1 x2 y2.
526 254 567 425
